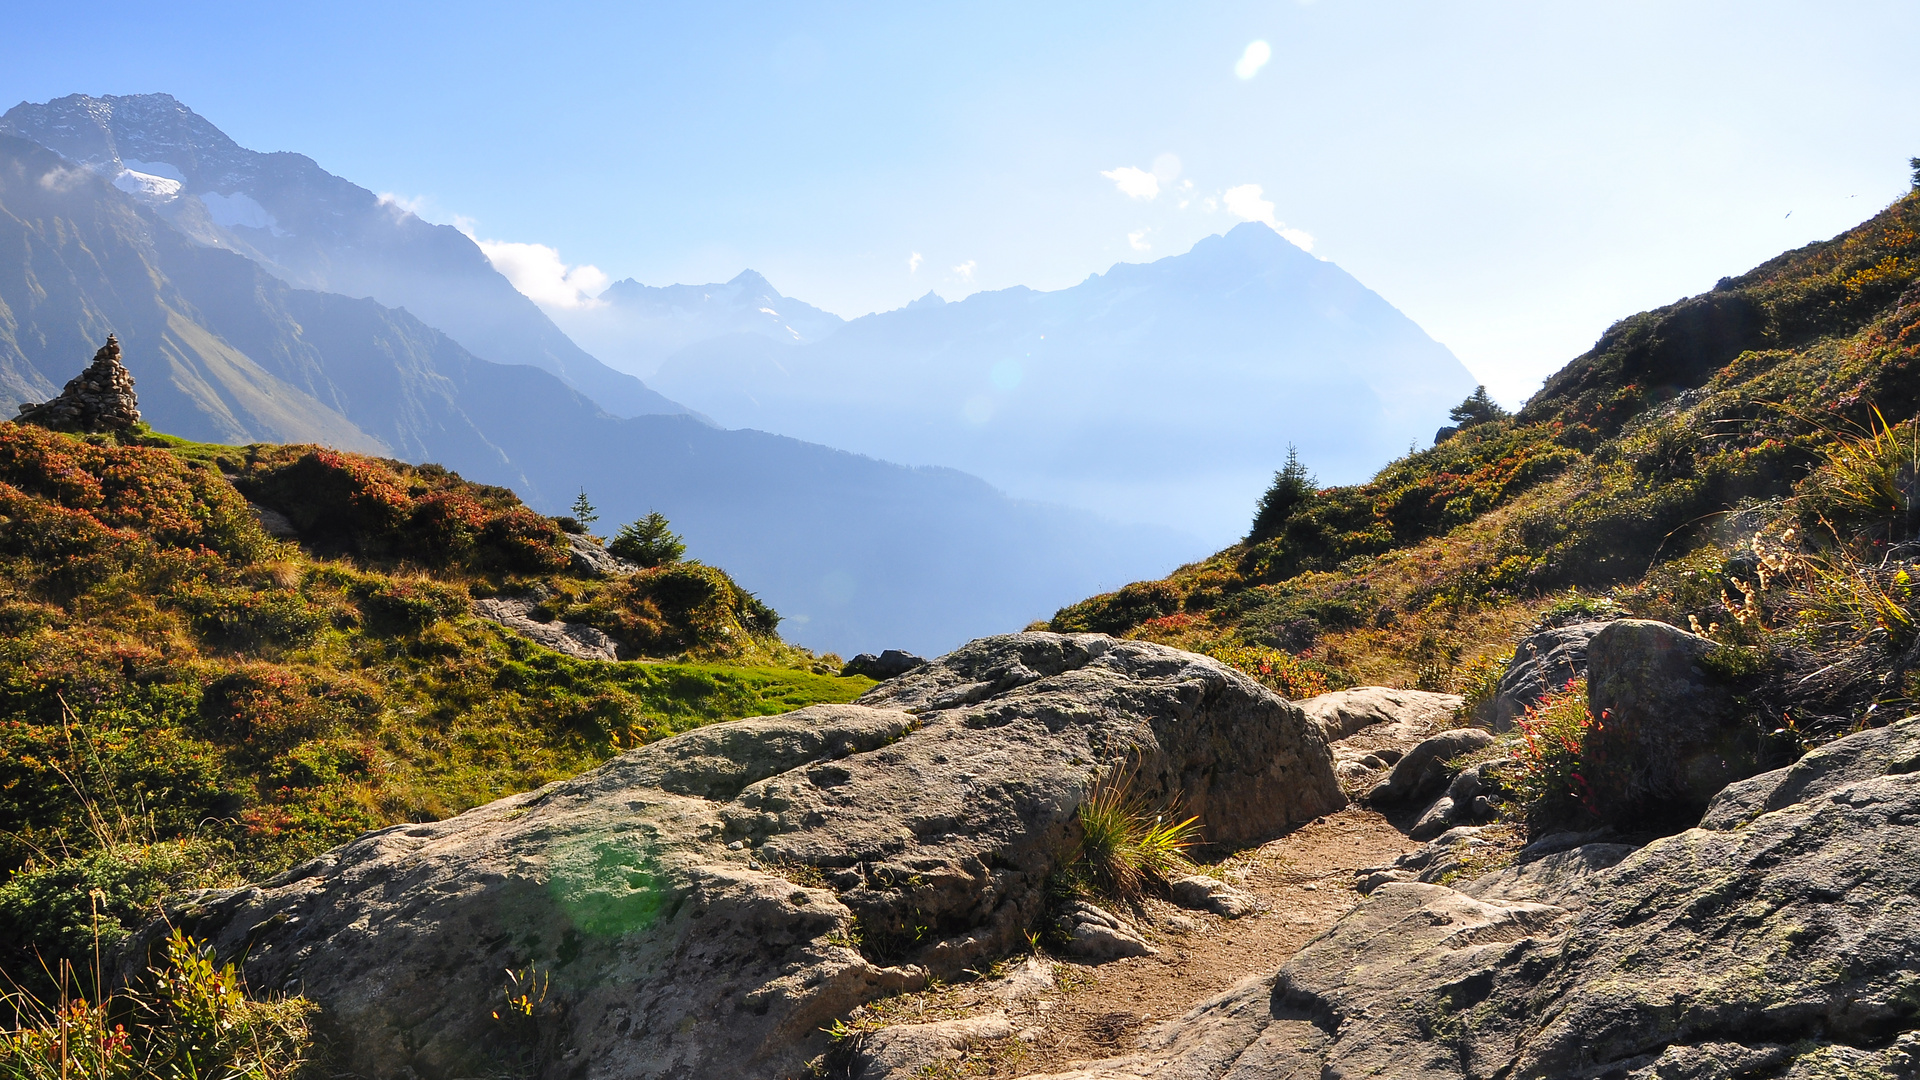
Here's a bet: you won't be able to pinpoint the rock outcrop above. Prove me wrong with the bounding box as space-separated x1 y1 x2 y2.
472 594 626 661
1583 618 1762 827
841 649 929 680
1364 727 1494 807
15 335 141 432
155 633 1342 1080
1021 714 1920 1080
1474 618 1611 729
564 532 640 578
1296 686 1461 741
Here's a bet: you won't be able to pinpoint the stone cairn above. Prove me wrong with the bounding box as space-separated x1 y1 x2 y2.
16 335 141 433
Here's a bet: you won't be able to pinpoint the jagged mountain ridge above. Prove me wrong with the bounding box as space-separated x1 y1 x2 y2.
0 132 1194 653
554 268 846 376
639 224 1480 543
0 92 685 419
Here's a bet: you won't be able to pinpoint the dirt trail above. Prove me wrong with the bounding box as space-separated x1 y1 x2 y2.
837 797 1428 1077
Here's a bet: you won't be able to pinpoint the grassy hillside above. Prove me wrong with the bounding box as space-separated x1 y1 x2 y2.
1051 181 1920 735
0 423 868 985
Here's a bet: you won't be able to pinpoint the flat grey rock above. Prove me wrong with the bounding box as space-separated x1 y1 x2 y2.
848 1012 1014 1080
151 632 1340 1080
1058 901 1156 961
1297 686 1462 740
472 595 625 661
1167 876 1261 918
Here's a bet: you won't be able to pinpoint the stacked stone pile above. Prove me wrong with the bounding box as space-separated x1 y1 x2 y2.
16 335 141 432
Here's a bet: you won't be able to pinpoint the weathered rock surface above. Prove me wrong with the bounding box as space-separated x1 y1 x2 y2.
15 335 141 432
848 1012 1015 1080
841 649 930 681
565 532 640 578
1167 876 1260 918
1296 686 1462 741
1474 618 1611 730
1584 618 1760 826
1023 714 1920 1080
156 633 1341 1080
473 595 626 661
1364 727 1493 806
1057 901 1156 960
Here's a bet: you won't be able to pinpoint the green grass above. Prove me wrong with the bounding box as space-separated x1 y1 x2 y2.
0 422 872 990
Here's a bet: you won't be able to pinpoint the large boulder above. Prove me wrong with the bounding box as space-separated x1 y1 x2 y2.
1364 728 1494 807
1582 618 1762 828
152 633 1341 1080
1474 619 1611 730
1017 714 1920 1080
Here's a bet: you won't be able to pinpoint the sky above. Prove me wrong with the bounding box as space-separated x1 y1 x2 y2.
6 1 1919 405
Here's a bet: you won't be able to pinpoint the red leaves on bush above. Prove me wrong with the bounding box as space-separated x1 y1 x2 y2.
242 448 568 572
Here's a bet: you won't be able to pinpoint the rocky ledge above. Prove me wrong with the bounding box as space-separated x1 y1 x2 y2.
1022 713 1920 1080
148 633 1343 1080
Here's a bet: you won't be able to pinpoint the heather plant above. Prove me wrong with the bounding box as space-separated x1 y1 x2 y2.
1505 678 1600 828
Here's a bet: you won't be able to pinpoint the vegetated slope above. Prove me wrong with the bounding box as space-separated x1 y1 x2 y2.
1051 180 1920 733
0 93 681 420
0 421 869 988
645 224 1478 543
0 132 1195 655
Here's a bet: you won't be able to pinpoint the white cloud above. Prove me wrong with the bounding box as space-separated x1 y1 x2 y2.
37 164 87 192
952 259 977 282
1235 40 1272 80
1101 165 1159 200
908 251 923 274
1222 183 1315 250
377 191 429 218
473 237 610 309
1128 229 1152 252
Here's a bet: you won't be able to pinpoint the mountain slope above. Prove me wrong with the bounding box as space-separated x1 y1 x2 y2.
0 93 684 419
0 133 1194 654
643 225 1479 543
1045 181 1920 723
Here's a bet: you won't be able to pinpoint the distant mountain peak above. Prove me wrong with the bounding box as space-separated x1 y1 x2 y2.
727 268 774 292
1 92 256 181
906 291 947 308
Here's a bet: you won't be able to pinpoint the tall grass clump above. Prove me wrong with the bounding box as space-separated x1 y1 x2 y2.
1794 406 1920 546
1073 765 1201 899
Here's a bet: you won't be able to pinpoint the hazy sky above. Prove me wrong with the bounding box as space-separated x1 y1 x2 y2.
7 2 1919 404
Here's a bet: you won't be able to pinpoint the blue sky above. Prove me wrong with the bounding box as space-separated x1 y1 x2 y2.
8 1 1919 403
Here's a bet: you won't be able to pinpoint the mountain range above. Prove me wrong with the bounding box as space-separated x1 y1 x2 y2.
0 93 683 419
0 96 1194 654
561 226 1478 542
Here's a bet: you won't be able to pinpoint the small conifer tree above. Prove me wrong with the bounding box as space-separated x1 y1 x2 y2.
1911 156 1920 190
609 511 686 568
1448 385 1510 428
570 488 598 527
1248 445 1315 544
